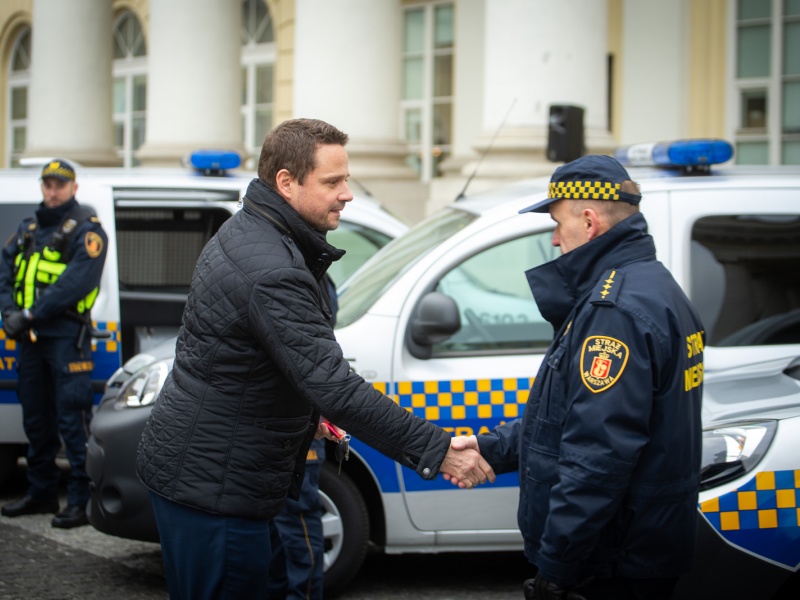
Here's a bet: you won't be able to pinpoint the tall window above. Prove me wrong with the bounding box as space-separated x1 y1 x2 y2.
401 2 454 181
7 28 31 167
734 0 800 164
241 0 275 168
112 11 147 167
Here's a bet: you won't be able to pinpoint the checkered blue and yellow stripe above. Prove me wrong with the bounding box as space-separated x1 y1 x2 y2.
700 470 800 569
372 378 533 422
549 180 622 201
0 321 121 403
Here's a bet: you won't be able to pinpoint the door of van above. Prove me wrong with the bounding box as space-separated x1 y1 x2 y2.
111 188 240 360
391 212 558 547
0 179 118 481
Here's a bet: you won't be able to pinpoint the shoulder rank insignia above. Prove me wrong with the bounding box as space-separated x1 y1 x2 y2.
591 269 623 305
84 231 104 258
580 335 629 393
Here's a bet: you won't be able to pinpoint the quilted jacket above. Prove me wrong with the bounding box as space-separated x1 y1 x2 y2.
136 178 451 520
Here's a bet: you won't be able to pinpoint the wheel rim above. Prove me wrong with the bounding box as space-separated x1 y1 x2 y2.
320 489 343 572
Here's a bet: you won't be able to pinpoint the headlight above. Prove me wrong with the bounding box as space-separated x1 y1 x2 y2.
700 420 776 491
114 360 172 409
104 352 157 392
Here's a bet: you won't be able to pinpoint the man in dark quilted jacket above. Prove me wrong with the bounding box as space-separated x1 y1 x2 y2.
135 118 494 600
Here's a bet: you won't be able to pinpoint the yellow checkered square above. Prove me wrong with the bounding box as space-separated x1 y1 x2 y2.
756 471 776 490
738 491 757 511
758 509 778 528
777 489 796 509
720 511 740 531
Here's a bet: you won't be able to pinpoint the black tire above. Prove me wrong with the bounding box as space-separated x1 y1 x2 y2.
320 461 369 597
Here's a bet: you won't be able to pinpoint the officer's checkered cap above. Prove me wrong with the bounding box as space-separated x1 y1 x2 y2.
519 154 641 214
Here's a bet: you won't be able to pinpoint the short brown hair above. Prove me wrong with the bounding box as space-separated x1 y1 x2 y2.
257 118 349 186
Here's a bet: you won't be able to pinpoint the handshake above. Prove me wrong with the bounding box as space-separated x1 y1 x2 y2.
441 435 494 489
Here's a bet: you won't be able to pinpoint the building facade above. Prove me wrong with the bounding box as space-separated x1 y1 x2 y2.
1 0 797 222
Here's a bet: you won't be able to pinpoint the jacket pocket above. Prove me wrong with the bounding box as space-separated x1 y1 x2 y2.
526 417 561 485
251 415 309 501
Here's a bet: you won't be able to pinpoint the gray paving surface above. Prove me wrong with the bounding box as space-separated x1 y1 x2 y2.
0 459 168 600
0 520 167 599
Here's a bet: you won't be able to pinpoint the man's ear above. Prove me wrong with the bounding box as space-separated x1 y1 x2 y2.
274 169 294 201
584 207 603 241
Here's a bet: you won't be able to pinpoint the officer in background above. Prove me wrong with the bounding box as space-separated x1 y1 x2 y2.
268 274 339 600
0 159 108 529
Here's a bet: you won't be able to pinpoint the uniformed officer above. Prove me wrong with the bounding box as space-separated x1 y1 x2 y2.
447 155 704 600
0 159 108 529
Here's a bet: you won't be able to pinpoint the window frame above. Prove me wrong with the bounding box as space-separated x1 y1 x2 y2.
400 1 454 182
240 0 276 169
733 0 800 164
112 11 148 168
6 27 31 168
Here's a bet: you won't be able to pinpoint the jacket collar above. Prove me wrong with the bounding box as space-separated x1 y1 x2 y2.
36 197 78 228
526 212 656 329
241 178 345 279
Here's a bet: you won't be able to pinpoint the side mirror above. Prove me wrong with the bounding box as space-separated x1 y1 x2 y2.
408 292 461 358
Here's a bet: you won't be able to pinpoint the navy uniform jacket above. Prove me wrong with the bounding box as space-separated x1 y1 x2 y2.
0 197 108 338
477 212 704 587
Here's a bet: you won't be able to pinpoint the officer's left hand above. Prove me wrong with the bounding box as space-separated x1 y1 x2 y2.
2 311 32 341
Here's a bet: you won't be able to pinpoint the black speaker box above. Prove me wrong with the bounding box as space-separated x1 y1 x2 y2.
547 105 585 162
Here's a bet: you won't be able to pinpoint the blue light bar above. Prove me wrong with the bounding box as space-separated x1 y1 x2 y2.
615 139 734 168
189 150 241 174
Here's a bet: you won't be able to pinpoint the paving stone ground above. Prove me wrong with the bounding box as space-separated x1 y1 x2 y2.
0 460 166 600
0 520 167 600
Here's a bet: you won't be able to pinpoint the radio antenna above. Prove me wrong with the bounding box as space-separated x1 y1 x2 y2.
455 98 517 201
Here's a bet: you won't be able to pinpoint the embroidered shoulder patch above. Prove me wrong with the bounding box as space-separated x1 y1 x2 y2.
580 335 629 393
84 231 103 258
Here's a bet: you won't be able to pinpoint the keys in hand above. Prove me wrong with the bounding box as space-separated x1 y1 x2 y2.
335 434 351 474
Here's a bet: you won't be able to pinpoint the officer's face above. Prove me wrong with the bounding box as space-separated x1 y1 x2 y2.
284 144 353 232
41 178 78 209
550 199 590 254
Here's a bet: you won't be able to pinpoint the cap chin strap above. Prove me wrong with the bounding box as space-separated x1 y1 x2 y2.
617 190 642 205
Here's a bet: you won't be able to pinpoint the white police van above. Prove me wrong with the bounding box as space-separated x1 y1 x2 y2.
87 141 800 598
0 152 407 487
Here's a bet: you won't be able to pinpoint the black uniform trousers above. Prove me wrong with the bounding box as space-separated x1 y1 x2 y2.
17 334 93 508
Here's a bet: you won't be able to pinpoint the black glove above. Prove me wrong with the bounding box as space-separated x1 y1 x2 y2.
2 310 32 341
523 574 588 600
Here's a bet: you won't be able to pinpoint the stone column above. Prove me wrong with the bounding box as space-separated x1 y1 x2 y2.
25 0 117 166
433 0 616 212
136 0 244 167
294 0 424 222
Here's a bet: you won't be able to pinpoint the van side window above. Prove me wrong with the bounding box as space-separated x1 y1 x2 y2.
691 214 800 346
432 232 558 355
116 206 231 360
116 208 231 292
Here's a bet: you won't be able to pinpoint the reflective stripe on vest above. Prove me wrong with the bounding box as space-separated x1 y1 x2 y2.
14 247 98 313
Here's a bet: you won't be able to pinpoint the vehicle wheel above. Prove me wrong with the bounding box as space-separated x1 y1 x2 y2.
320 461 369 596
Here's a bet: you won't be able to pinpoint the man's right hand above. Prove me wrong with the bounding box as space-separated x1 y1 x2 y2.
441 435 494 488
2 311 32 341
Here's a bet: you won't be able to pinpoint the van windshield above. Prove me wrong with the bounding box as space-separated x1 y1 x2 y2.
336 208 478 328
